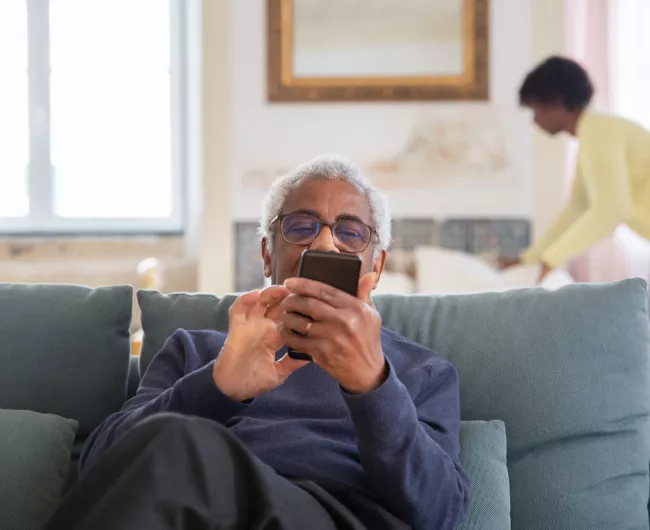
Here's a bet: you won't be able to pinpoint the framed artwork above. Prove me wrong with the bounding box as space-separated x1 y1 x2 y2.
268 0 490 102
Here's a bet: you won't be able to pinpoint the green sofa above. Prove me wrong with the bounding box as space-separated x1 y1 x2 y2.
0 279 648 530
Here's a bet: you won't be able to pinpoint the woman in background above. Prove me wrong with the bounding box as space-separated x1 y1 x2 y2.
501 56 650 283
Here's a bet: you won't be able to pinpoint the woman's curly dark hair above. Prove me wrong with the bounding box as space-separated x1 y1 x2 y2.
519 56 594 110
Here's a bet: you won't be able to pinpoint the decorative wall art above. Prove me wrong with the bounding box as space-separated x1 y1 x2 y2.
268 0 490 101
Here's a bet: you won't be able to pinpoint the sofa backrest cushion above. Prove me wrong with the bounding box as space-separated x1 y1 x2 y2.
0 283 133 436
374 279 650 530
138 290 234 375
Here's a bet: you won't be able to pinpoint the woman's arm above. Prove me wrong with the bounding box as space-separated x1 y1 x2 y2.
538 133 631 268
521 172 589 265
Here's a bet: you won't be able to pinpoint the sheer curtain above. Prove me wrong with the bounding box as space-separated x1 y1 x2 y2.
610 0 650 129
564 0 626 282
564 0 650 283
609 0 650 281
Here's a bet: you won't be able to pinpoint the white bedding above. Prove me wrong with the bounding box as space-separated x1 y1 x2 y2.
414 246 574 294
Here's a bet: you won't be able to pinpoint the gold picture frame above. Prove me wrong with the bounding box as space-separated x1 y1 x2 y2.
268 0 489 102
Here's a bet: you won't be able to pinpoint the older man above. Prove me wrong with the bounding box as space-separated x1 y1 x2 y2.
47 156 469 530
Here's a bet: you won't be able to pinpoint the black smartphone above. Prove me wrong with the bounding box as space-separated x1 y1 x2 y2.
287 249 362 361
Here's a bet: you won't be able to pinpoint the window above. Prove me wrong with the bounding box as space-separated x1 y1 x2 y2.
0 2 29 217
0 0 185 233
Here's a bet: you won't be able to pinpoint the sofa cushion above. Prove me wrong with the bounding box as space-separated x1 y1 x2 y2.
138 290 235 374
459 420 510 530
374 279 650 530
0 409 78 530
0 283 133 435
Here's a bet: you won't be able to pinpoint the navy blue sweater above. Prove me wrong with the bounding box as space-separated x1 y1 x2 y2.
82 328 470 530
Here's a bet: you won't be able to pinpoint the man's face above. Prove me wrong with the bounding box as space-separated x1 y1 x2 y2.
528 102 568 135
262 178 386 286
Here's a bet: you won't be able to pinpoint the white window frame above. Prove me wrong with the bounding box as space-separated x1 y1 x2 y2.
1 0 186 234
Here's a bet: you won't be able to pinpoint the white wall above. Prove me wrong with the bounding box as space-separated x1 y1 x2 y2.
229 0 535 221
195 0 567 292
192 0 234 294
531 0 568 238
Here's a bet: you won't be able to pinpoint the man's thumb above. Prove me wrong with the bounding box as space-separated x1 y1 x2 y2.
358 272 378 303
276 354 309 379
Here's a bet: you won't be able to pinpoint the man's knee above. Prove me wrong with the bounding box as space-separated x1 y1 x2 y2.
130 413 250 477
135 412 192 434
133 413 224 444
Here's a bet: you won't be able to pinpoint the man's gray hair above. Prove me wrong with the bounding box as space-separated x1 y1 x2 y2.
259 155 391 259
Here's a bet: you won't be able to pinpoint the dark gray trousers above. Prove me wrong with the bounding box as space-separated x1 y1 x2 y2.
46 413 409 530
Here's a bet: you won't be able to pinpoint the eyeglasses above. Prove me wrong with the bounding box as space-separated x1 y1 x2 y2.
271 213 377 253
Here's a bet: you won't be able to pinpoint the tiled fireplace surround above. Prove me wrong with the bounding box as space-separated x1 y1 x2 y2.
235 218 531 292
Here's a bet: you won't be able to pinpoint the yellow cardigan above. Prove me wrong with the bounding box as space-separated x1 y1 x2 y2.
522 111 650 268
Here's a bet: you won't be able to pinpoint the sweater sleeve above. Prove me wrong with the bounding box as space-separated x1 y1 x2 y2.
80 330 249 473
537 128 631 268
521 172 588 264
342 359 469 530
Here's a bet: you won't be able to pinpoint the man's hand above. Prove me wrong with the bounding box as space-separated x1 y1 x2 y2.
213 287 308 402
279 273 387 395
